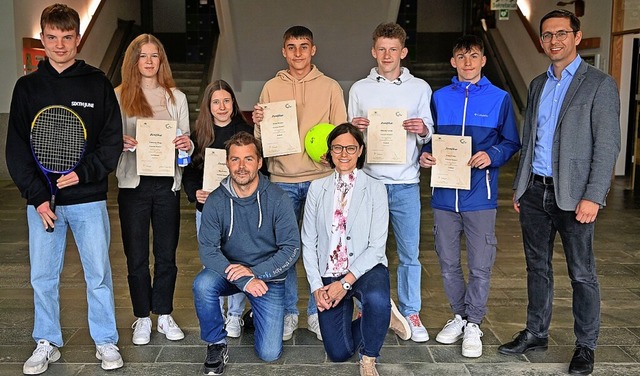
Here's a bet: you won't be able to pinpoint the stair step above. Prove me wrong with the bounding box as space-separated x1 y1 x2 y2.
173 70 202 79
180 86 200 95
171 63 205 71
175 78 202 87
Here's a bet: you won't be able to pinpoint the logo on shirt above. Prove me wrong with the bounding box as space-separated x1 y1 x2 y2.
474 112 488 118
71 101 94 108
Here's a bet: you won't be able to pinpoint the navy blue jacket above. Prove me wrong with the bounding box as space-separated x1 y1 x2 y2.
423 76 521 212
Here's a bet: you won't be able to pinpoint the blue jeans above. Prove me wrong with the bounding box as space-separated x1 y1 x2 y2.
274 181 316 316
433 208 497 324
27 201 118 347
386 183 422 316
193 268 285 361
196 210 246 317
318 264 391 361
519 180 600 349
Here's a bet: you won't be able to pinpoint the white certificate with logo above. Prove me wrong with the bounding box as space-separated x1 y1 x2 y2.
260 100 301 157
136 119 176 176
202 148 229 192
430 134 472 190
366 108 407 164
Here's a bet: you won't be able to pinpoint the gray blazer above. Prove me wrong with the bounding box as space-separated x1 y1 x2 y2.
301 171 389 293
513 61 621 211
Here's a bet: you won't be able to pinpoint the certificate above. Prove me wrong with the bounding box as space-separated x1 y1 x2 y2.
136 119 176 177
202 148 229 191
259 100 301 157
366 108 407 164
430 134 472 190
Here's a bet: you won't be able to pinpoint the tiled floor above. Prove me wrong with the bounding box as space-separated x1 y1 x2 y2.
1 160 639 375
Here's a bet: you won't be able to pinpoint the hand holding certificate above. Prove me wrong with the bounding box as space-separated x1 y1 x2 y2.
259 100 301 157
366 108 407 164
136 119 176 176
430 134 472 190
202 148 229 191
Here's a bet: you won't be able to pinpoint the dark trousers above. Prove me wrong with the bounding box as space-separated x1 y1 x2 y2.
118 176 180 317
519 180 600 349
318 264 391 361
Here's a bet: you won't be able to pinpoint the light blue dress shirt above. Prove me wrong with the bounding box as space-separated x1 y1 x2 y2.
532 55 583 177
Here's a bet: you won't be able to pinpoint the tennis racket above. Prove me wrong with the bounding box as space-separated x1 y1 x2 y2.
30 105 87 232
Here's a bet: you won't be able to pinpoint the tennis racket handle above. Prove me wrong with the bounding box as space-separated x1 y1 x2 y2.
45 197 56 233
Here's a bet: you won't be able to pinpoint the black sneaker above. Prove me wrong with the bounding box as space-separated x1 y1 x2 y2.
204 343 228 375
242 309 255 333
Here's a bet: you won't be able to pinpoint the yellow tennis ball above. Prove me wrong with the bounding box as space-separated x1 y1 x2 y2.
304 123 335 162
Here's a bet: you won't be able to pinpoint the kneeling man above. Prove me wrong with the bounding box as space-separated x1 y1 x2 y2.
193 132 300 374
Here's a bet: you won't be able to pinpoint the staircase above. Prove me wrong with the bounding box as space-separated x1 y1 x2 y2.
171 62 206 129
410 62 455 92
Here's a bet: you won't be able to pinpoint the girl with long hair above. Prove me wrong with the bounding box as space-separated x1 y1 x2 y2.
115 34 191 345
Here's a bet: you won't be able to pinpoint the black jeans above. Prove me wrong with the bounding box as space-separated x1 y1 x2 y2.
519 180 600 349
119 176 180 317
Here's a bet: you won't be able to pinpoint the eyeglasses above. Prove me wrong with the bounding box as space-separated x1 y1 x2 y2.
540 30 576 43
330 144 359 155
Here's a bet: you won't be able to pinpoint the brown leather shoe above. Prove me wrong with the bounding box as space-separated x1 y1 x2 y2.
498 329 548 355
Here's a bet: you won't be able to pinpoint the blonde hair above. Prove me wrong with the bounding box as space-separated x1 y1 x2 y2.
117 34 175 118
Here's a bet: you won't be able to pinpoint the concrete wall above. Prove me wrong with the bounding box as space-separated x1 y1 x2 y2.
497 0 613 86
1 0 140 179
211 0 401 111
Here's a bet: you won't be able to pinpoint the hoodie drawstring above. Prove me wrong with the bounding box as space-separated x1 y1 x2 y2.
228 198 234 237
227 191 263 238
257 190 263 229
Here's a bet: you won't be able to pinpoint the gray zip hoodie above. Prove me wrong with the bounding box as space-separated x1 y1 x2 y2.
198 172 300 290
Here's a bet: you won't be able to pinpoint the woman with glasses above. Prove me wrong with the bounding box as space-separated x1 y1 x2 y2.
301 123 408 376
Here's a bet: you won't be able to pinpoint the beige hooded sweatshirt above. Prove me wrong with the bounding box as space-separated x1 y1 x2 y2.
256 65 347 183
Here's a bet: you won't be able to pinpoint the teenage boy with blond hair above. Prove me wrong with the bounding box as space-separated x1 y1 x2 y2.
349 22 433 342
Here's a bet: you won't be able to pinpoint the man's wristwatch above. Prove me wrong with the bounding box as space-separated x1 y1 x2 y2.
340 278 352 290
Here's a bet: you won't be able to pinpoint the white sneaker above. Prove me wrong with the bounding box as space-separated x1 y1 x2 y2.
131 317 152 345
307 313 322 341
23 339 60 375
95 343 124 370
462 323 484 358
225 315 244 338
389 299 411 340
436 314 467 344
158 314 185 341
283 313 298 341
405 313 429 342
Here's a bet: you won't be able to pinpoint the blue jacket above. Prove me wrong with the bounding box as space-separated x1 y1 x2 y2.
198 172 300 290
423 76 521 212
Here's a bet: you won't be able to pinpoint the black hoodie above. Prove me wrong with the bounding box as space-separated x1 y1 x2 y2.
6 59 123 207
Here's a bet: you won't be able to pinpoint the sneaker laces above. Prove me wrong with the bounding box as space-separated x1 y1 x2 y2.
465 324 484 339
407 313 422 328
32 341 53 357
161 315 179 329
443 317 458 328
284 315 295 327
360 356 378 376
97 343 120 357
225 316 244 326
132 317 151 330
206 344 226 365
